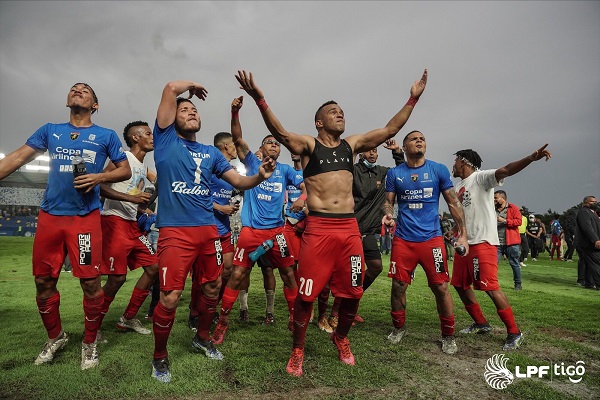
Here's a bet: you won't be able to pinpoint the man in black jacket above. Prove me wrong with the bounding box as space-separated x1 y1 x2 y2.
563 210 576 262
575 196 600 289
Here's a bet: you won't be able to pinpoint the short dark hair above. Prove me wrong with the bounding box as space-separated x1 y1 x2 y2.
402 130 422 144
583 195 596 203
494 190 507 199
72 82 99 114
261 134 275 144
123 121 149 147
314 100 338 122
213 131 232 148
454 149 482 169
176 97 195 107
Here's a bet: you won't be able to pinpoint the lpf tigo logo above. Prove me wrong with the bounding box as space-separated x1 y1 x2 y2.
484 354 585 389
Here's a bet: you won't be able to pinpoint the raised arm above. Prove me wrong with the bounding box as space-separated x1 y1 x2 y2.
383 139 405 166
0 145 41 180
235 70 312 156
495 144 551 181
231 96 251 162
442 187 469 256
156 81 207 129
348 69 428 154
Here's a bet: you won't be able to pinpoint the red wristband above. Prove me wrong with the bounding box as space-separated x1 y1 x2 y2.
256 98 269 112
231 110 239 119
299 193 307 202
405 96 419 107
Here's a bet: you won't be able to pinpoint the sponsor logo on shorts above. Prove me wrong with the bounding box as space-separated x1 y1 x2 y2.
473 257 480 281
350 255 362 287
214 239 223 266
275 233 289 258
78 233 92 265
432 247 445 273
138 235 156 255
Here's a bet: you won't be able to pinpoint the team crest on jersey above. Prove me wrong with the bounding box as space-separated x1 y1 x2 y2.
411 174 418 182
88 134 96 141
70 132 80 140
350 255 362 287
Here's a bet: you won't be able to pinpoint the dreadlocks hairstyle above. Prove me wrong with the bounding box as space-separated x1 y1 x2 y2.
454 149 482 170
123 121 149 147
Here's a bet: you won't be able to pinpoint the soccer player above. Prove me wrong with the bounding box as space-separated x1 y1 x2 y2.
382 130 468 355
450 145 551 350
150 81 275 383
0 83 131 369
96 121 158 339
212 96 306 344
235 68 427 376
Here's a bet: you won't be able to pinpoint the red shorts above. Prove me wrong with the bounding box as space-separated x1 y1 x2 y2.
233 226 295 269
100 215 157 275
283 220 303 260
388 236 449 285
157 226 223 291
450 242 500 291
33 209 102 279
296 215 364 302
551 235 561 247
220 232 234 254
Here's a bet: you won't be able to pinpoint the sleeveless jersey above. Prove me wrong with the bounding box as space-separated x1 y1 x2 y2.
302 138 353 179
25 122 127 216
153 121 232 228
102 151 149 221
385 159 453 242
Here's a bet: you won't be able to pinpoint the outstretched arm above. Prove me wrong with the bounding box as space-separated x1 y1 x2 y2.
231 96 251 162
349 69 428 154
442 188 469 256
221 156 276 190
156 81 207 129
235 70 312 156
495 144 551 181
0 145 40 180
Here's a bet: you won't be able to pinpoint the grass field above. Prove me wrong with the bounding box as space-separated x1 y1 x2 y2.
0 237 598 400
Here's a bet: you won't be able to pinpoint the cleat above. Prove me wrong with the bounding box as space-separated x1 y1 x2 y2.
317 317 334 334
262 312 275 325
192 335 224 360
520 262 526 267
459 323 492 334
96 330 108 344
116 316 151 335
387 327 407 344
328 315 338 330
34 330 69 365
532 258 537 261
211 316 229 345
286 348 304 377
151 357 171 383
239 309 249 322
330 332 355 366
514 284 522 291
188 314 199 332
81 341 99 370
503 332 524 351
354 314 364 323
441 335 458 355
212 312 219 325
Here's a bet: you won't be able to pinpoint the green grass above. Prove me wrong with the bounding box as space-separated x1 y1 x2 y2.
0 237 598 399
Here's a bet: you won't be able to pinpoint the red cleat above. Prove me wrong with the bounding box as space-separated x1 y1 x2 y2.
330 332 355 366
211 316 229 345
354 314 364 323
286 348 304 377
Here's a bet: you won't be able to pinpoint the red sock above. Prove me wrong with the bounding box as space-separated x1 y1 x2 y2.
218 276 229 302
220 286 239 316
196 294 218 341
153 302 176 360
317 287 330 319
465 303 488 325
123 287 149 320
440 315 455 336
189 281 201 317
497 307 519 335
292 296 313 349
336 298 359 338
390 310 406 329
283 286 298 320
83 292 104 344
95 294 114 331
37 292 62 339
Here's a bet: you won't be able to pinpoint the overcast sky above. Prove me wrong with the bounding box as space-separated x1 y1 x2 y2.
1 1 598 214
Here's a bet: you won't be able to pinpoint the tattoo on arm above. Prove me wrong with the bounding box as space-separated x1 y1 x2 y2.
446 190 466 233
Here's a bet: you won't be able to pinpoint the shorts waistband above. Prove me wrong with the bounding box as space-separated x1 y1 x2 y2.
308 211 355 219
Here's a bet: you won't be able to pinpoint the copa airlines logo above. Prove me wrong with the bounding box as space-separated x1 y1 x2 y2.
484 354 586 389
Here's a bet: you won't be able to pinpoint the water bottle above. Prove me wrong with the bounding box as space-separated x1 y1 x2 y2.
451 237 467 257
249 239 273 262
72 156 87 192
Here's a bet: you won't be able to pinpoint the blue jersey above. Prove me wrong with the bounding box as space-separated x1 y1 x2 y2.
284 168 306 222
240 152 303 229
385 160 454 242
153 122 232 228
25 123 126 216
211 174 235 236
